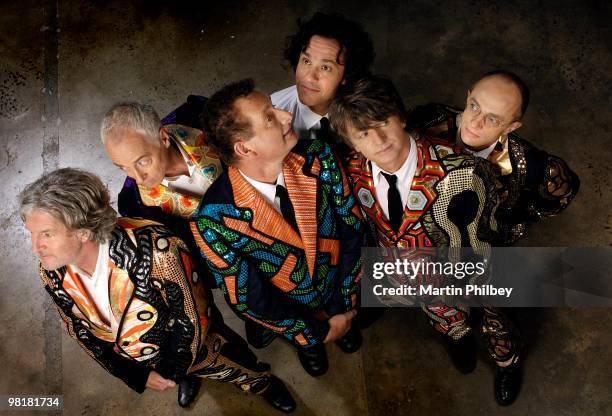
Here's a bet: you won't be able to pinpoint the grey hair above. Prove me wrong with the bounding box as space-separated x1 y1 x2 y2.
19 168 117 243
100 102 162 145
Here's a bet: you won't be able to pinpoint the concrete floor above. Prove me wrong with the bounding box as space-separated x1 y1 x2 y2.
1 1 611 415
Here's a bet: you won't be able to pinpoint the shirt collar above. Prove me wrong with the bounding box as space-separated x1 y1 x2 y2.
71 241 107 279
371 135 417 187
464 139 498 159
238 170 285 205
296 96 326 130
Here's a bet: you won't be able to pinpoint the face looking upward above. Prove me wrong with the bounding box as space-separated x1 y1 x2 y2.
25 210 89 271
295 35 346 116
346 115 411 173
104 128 171 188
460 76 523 151
233 91 298 165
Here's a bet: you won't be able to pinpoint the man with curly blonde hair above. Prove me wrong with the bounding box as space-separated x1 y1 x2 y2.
19 168 295 413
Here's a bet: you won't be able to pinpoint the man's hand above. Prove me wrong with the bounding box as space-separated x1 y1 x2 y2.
146 371 176 391
324 309 357 343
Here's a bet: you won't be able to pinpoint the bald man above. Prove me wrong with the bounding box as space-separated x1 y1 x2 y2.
408 70 579 245
406 70 580 405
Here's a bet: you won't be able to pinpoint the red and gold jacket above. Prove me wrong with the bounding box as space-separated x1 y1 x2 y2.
346 136 500 250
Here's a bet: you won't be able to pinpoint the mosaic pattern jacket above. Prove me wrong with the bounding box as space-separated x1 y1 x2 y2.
406 103 580 244
346 136 500 251
38 218 210 393
192 140 364 348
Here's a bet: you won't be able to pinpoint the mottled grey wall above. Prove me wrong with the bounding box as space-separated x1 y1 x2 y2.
0 1 610 415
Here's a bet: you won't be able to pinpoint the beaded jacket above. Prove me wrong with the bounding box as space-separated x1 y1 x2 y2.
406 104 580 244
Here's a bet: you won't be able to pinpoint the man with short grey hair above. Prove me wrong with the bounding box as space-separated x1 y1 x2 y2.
102 100 222 218
102 100 223 406
19 168 296 413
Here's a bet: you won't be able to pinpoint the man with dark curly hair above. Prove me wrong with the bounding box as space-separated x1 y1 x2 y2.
271 12 374 147
19 168 296 413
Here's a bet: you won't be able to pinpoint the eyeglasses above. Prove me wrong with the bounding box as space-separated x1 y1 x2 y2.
466 101 507 128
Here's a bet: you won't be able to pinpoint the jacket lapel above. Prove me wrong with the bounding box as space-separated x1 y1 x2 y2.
402 140 438 228
62 266 114 341
228 167 304 250
283 152 319 278
354 155 396 236
166 123 223 184
108 262 134 328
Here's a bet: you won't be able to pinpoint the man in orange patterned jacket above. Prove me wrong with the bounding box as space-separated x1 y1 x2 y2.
19 168 296 413
192 79 365 378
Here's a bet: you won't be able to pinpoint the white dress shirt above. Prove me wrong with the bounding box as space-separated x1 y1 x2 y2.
271 85 327 140
371 136 418 221
464 140 497 159
239 170 286 214
70 241 119 332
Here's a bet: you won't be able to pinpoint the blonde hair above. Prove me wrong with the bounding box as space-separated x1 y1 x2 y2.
19 168 117 243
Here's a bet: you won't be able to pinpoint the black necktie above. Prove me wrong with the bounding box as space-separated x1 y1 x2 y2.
381 173 403 232
318 117 332 143
275 184 299 233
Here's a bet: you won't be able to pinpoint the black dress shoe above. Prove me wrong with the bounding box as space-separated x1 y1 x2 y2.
445 333 477 374
297 344 328 377
335 326 362 353
495 366 522 406
262 375 297 413
177 376 201 408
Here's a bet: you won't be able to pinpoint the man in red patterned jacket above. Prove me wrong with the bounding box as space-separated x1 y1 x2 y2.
329 76 522 405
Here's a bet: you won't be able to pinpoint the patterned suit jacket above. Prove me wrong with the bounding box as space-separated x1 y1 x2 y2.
406 103 580 244
39 218 210 393
346 136 500 251
192 140 364 348
118 123 222 220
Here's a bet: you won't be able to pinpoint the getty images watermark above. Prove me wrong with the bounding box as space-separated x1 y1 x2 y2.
360 247 612 307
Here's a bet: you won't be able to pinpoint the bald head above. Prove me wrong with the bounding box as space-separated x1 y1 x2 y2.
472 70 529 119
460 71 528 150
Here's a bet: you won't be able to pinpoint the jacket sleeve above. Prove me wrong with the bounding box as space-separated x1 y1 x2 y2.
191 219 330 347
131 228 209 382
501 145 580 231
326 147 365 316
530 153 580 219
40 269 151 393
